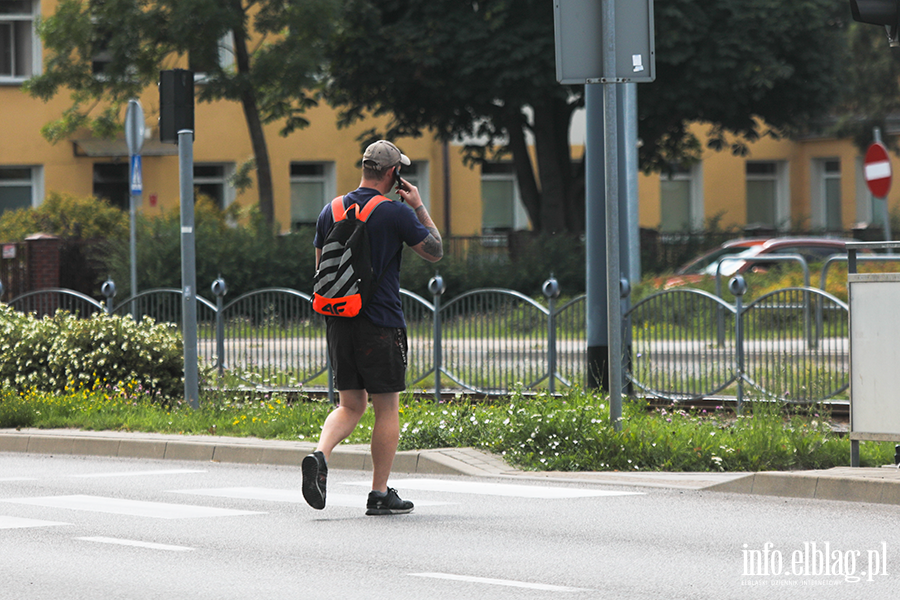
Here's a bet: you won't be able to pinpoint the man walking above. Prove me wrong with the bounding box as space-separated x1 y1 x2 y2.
303 140 442 515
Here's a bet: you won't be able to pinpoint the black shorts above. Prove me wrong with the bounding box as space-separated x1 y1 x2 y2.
326 317 408 393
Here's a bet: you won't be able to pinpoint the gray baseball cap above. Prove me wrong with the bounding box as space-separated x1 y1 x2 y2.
363 140 411 169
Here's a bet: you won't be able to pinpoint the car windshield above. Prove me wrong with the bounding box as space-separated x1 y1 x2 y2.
701 246 766 276
678 245 759 275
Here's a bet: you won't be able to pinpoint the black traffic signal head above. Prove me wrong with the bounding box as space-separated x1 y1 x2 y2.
850 0 900 46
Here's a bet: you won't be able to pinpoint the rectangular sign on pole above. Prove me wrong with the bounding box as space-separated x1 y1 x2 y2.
130 154 143 195
553 0 655 83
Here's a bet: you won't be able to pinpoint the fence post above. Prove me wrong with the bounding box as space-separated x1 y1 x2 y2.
542 276 561 393
428 275 446 401
729 276 747 413
211 277 227 385
101 279 116 315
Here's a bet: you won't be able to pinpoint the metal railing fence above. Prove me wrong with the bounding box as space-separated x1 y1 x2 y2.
4 275 850 404
626 281 849 406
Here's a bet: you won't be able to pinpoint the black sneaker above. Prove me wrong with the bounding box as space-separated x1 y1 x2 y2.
366 488 414 515
301 451 327 510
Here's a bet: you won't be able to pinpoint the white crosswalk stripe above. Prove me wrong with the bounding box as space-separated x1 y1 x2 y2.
349 478 644 499
171 487 451 508
70 469 207 479
77 536 194 552
0 495 264 519
0 516 69 530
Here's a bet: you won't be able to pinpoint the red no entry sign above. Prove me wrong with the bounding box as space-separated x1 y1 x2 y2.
865 142 892 198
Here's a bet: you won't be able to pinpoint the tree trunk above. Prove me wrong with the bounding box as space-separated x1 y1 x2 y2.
231 14 274 227
532 97 571 233
504 109 542 231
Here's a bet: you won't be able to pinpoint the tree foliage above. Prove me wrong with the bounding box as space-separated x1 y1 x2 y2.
25 0 338 226
642 0 847 171
325 0 847 232
326 0 583 234
828 22 900 153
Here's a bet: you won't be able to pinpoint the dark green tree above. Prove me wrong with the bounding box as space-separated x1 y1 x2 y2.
24 0 338 227
325 0 847 233
828 22 900 153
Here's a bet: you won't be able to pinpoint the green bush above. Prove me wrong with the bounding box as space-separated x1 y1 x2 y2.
0 305 184 401
0 192 128 242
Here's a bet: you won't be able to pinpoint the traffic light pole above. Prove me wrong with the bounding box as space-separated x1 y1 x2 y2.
179 129 199 409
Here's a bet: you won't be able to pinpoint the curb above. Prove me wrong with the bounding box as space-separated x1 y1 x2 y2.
0 429 515 478
4 429 900 504
706 468 900 505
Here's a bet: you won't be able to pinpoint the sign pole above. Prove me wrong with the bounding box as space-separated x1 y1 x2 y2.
125 100 145 317
601 0 623 430
866 130 893 243
873 129 892 242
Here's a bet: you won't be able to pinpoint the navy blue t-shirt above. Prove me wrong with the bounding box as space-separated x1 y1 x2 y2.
314 187 429 328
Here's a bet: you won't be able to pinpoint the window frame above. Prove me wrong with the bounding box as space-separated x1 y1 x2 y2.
745 160 789 231
193 163 235 209
810 157 842 231
0 0 40 84
659 161 704 233
481 162 528 233
289 161 336 229
0 165 43 213
191 31 235 83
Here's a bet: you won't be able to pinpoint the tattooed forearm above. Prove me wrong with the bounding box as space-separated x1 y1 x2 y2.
422 233 443 259
413 204 443 260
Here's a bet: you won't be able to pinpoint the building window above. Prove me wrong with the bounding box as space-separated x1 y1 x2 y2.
660 162 703 233
194 163 234 209
746 161 787 230
0 166 40 214
387 161 429 208
190 32 234 80
811 158 842 231
290 162 335 228
0 0 37 82
481 163 528 232
93 163 129 210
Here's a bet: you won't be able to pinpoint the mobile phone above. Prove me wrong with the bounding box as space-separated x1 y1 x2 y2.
394 166 406 193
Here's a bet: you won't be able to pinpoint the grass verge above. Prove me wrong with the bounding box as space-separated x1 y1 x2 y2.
0 386 891 471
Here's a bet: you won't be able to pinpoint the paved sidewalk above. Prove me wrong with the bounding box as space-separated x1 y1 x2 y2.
2 428 899 505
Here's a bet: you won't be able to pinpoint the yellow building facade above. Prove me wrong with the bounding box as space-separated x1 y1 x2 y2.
1 1 896 242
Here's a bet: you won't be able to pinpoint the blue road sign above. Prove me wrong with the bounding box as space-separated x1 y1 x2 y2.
130 154 143 195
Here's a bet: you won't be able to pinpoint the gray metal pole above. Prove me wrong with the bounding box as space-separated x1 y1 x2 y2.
620 83 640 283
178 129 199 409
585 83 609 391
129 187 138 317
602 0 623 430
429 274 446 401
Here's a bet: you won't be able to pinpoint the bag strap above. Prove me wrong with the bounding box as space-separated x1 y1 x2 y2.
330 195 390 223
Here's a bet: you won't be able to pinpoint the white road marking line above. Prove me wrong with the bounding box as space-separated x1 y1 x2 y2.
77 536 194 552
171 487 451 508
0 495 264 519
411 572 591 592
71 469 207 479
350 478 644 499
0 516 69 530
